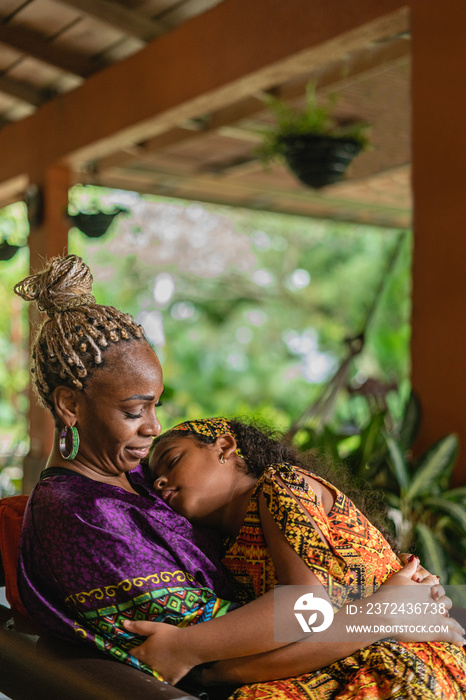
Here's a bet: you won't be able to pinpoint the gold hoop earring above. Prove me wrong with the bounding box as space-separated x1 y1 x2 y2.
59 425 80 460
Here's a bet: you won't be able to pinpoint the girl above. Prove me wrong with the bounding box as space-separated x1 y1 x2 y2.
123 417 466 700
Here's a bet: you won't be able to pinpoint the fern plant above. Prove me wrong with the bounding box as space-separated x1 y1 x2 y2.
256 82 371 166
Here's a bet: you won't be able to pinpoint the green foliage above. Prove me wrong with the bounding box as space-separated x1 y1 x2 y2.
256 82 371 165
0 202 29 247
68 188 411 433
0 210 29 495
297 392 466 589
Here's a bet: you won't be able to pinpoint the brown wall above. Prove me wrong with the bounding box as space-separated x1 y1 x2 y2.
411 0 466 484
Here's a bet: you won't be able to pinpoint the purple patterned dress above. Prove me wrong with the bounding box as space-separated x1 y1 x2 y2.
18 465 235 679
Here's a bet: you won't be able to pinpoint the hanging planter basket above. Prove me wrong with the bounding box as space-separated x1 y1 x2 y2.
279 134 362 189
68 207 127 238
0 241 22 261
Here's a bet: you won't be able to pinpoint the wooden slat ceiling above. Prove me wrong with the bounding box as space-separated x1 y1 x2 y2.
0 0 411 227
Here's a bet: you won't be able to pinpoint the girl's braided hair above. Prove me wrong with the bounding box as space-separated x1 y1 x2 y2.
14 254 145 413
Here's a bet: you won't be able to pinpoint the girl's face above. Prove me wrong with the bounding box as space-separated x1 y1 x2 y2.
150 434 247 526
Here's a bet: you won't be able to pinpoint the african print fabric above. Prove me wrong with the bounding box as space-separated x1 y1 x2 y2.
223 464 466 699
165 417 245 458
18 465 234 681
168 417 237 441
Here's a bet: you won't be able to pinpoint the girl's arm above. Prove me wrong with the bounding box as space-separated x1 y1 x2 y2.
124 492 464 687
201 500 463 685
124 557 462 685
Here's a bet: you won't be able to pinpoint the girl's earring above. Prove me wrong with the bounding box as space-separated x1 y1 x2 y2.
219 453 226 464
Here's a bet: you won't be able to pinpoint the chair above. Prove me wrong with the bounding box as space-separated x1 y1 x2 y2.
0 495 195 700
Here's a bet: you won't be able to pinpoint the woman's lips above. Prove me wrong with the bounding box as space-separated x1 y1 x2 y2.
126 445 151 459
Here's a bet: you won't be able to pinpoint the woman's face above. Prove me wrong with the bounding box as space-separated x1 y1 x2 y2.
74 340 164 476
149 434 239 525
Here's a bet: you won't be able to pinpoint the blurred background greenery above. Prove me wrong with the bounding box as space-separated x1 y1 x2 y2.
68 185 412 431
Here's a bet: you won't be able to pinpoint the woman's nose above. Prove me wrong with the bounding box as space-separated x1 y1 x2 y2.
141 409 161 437
154 475 166 490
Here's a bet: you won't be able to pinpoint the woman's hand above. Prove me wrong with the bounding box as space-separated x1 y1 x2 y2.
123 620 196 685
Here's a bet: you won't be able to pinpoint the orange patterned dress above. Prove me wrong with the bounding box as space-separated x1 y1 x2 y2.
222 464 466 699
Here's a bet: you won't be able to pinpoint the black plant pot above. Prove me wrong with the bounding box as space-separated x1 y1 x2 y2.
280 134 362 189
0 241 21 260
68 208 127 238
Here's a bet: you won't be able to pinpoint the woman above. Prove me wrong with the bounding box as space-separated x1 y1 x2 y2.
15 255 235 685
125 417 466 699
15 256 462 698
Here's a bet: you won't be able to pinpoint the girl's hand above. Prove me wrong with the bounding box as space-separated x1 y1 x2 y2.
383 557 449 610
398 552 441 584
378 558 465 646
123 620 197 685
385 556 443 591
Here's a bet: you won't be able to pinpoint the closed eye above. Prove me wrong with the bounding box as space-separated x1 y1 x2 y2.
125 400 162 420
167 456 178 471
124 411 143 419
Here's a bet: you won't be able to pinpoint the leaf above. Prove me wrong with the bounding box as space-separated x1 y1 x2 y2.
343 413 386 481
398 391 421 450
414 523 447 576
406 434 458 500
360 413 386 467
385 493 401 509
385 435 410 493
442 486 466 503
423 497 466 534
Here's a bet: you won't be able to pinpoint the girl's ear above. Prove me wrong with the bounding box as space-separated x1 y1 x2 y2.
53 386 80 426
215 434 237 459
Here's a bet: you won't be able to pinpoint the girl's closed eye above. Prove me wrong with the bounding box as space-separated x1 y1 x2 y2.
166 455 179 471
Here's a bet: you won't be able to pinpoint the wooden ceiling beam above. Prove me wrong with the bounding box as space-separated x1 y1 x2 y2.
0 22 106 77
0 0 408 185
0 75 46 107
91 167 411 228
95 97 267 171
53 0 167 42
98 162 410 213
0 174 28 211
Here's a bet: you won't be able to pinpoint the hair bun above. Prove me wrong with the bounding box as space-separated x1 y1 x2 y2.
14 254 96 316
